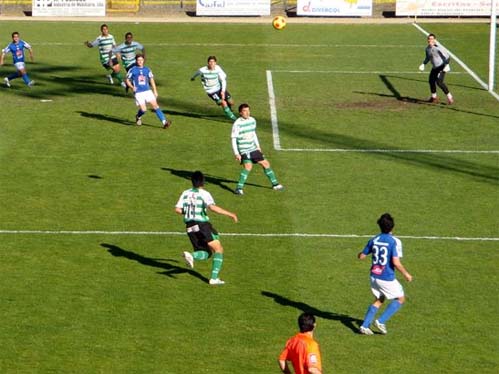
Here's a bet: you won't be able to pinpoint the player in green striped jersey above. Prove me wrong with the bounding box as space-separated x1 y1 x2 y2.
231 103 283 195
113 32 145 72
175 171 238 285
190 55 237 121
84 24 125 88
113 32 145 93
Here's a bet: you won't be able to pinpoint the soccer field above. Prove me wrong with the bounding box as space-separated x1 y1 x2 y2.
0 21 498 373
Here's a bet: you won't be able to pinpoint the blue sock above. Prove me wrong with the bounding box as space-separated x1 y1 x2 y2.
378 300 402 324
154 108 166 122
136 109 145 118
21 73 30 85
361 305 379 328
7 72 19 81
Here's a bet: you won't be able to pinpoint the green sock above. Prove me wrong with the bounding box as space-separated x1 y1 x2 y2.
111 71 123 84
223 106 237 120
193 251 209 261
264 167 278 186
210 253 224 280
237 169 250 189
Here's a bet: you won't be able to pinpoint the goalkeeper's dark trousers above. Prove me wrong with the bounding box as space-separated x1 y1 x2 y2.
429 65 449 95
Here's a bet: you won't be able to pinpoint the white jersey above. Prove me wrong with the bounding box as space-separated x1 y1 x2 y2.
231 116 260 156
192 65 228 94
90 34 117 64
175 188 215 223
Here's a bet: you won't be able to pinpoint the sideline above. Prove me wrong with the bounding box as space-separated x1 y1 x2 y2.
0 14 492 24
0 229 497 241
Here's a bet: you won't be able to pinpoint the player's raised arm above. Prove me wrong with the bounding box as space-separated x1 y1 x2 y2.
190 70 200 81
208 204 238 223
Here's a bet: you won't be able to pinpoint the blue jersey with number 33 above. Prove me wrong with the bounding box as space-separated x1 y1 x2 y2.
362 233 402 281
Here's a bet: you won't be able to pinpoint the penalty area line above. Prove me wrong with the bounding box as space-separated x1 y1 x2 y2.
271 70 464 75
279 148 499 154
266 70 281 150
0 230 497 241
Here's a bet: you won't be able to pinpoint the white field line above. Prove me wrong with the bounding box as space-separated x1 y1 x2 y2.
266 70 499 154
0 230 497 241
266 70 281 150
413 23 499 102
279 148 499 154
272 70 464 74
34 42 421 48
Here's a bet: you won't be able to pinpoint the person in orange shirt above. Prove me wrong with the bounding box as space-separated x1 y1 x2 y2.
278 313 323 374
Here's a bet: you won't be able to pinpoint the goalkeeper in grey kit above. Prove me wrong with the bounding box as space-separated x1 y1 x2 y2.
419 33 454 104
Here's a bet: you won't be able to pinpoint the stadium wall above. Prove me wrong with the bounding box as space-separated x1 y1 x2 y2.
0 0 397 18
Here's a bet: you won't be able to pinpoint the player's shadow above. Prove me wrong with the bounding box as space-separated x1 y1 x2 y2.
77 111 134 126
77 111 160 129
356 74 499 120
159 97 233 124
161 167 268 193
162 109 228 124
278 121 499 186
382 73 485 92
261 291 362 333
2 61 128 100
51 75 127 97
101 243 209 283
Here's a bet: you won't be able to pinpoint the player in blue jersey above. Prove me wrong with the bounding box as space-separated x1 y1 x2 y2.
125 54 171 129
358 213 413 335
1 32 34 88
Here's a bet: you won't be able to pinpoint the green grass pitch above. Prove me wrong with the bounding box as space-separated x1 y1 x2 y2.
0 21 498 373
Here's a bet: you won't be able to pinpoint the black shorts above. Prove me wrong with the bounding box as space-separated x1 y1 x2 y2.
241 150 265 164
102 57 119 69
207 89 232 105
186 221 220 251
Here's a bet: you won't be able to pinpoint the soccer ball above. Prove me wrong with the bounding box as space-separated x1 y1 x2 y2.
272 16 287 30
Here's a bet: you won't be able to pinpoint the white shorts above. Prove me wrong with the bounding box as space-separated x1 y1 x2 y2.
135 90 156 106
370 276 404 300
14 62 26 71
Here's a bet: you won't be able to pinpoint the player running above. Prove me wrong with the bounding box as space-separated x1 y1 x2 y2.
190 55 237 121
84 24 125 88
175 171 238 286
125 54 171 129
113 32 145 93
1 31 34 88
358 213 413 335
